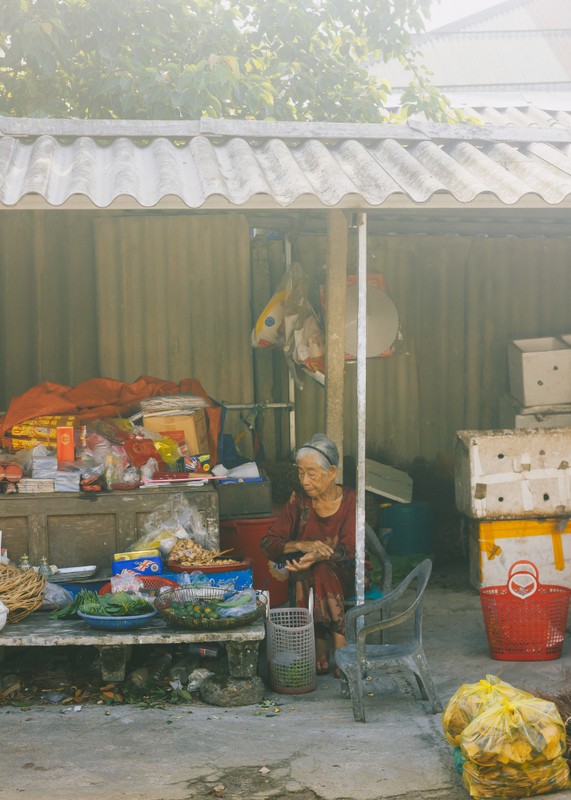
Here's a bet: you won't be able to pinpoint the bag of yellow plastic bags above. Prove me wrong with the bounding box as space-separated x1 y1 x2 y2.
462 755 571 799
460 697 566 767
443 675 534 747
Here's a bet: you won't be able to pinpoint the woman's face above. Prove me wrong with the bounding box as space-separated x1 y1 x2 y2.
296 454 336 497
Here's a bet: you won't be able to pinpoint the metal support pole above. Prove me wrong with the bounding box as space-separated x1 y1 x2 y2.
325 210 348 483
285 237 297 455
355 212 367 607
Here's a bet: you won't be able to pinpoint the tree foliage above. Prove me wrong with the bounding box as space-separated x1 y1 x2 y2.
0 0 451 122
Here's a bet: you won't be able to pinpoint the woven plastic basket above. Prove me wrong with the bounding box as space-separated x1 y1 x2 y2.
154 586 265 630
267 590 316 694
480 561 571 661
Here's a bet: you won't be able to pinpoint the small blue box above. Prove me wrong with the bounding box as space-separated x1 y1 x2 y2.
112 555 163 576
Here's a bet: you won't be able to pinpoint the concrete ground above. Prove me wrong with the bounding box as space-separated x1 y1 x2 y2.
2 560 571 800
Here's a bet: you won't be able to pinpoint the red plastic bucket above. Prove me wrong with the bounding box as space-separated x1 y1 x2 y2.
219 516 289 607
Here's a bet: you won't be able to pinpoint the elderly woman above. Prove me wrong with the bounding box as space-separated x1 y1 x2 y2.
260 433 356 676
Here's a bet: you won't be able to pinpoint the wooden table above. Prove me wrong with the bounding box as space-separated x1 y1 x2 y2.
0 614 265 703
0 484 219 570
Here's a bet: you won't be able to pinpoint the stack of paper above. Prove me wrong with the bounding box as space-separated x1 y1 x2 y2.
54 470 81 492
32 457 58 479
18 478 55 493
139 393 208 417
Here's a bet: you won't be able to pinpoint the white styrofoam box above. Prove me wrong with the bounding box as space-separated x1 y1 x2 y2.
468 518 571 589
508 336 571 406
455 428 571 519
499 393 571 430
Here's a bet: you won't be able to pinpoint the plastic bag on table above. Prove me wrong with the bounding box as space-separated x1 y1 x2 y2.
0 599 9 631
443 675 534 747
110 573 144 594
460 697 567 766
140 457 159 481
135 492 210 550
91 418 134 444
215 589 257 618
41 583 74 611
462 755 571 799
132 426 180 467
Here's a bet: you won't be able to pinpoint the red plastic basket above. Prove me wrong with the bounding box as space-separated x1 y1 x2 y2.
480 560 571 661
98 575 178 597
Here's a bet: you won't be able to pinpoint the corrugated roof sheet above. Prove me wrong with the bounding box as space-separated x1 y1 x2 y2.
3 115 571 210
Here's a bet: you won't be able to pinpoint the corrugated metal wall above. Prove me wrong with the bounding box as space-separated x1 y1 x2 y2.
0 211 254 414
0 211 100 407
293 232 571 467
93 214 253 404
1 211 571 470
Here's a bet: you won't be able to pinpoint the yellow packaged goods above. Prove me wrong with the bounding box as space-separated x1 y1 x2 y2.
463 755 571 799
142 410 208 457
2 415 78 450
113 549 161 561
443 675 534 747
460 697 566 766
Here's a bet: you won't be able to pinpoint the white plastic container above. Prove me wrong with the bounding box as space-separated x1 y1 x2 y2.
508 337 571 406
499 394 571 430
455 428 571 519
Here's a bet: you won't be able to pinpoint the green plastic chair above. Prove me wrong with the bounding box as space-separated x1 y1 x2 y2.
336 558 442 722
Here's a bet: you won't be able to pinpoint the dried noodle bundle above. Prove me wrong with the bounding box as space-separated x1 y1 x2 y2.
0 564 46 622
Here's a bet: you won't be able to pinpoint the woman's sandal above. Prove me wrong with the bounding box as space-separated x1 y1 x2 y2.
316 660 330 675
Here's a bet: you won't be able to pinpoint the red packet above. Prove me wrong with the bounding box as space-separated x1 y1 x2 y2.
56 426 75 465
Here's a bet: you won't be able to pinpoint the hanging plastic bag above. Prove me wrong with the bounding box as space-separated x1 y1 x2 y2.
462 754 571 799
251 262 324 385
460 697 567 767
443 675 534 747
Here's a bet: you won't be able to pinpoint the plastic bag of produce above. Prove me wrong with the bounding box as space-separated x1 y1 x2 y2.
443 675 534 747
462 755 570 798
133 493 210 551
215 589 257 618
460 697 566 766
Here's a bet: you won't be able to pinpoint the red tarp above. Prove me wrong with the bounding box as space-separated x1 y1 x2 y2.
0 376 221 464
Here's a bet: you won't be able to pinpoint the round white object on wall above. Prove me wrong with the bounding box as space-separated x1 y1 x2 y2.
344 283 399 358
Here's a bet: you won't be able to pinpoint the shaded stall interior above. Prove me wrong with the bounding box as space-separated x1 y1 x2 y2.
2 119 571 570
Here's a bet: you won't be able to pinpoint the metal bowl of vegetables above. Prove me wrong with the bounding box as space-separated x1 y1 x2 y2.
154 586 265 630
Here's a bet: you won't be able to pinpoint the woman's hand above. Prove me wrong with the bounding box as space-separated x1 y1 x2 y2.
285 552 321 573
297 540 334 558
